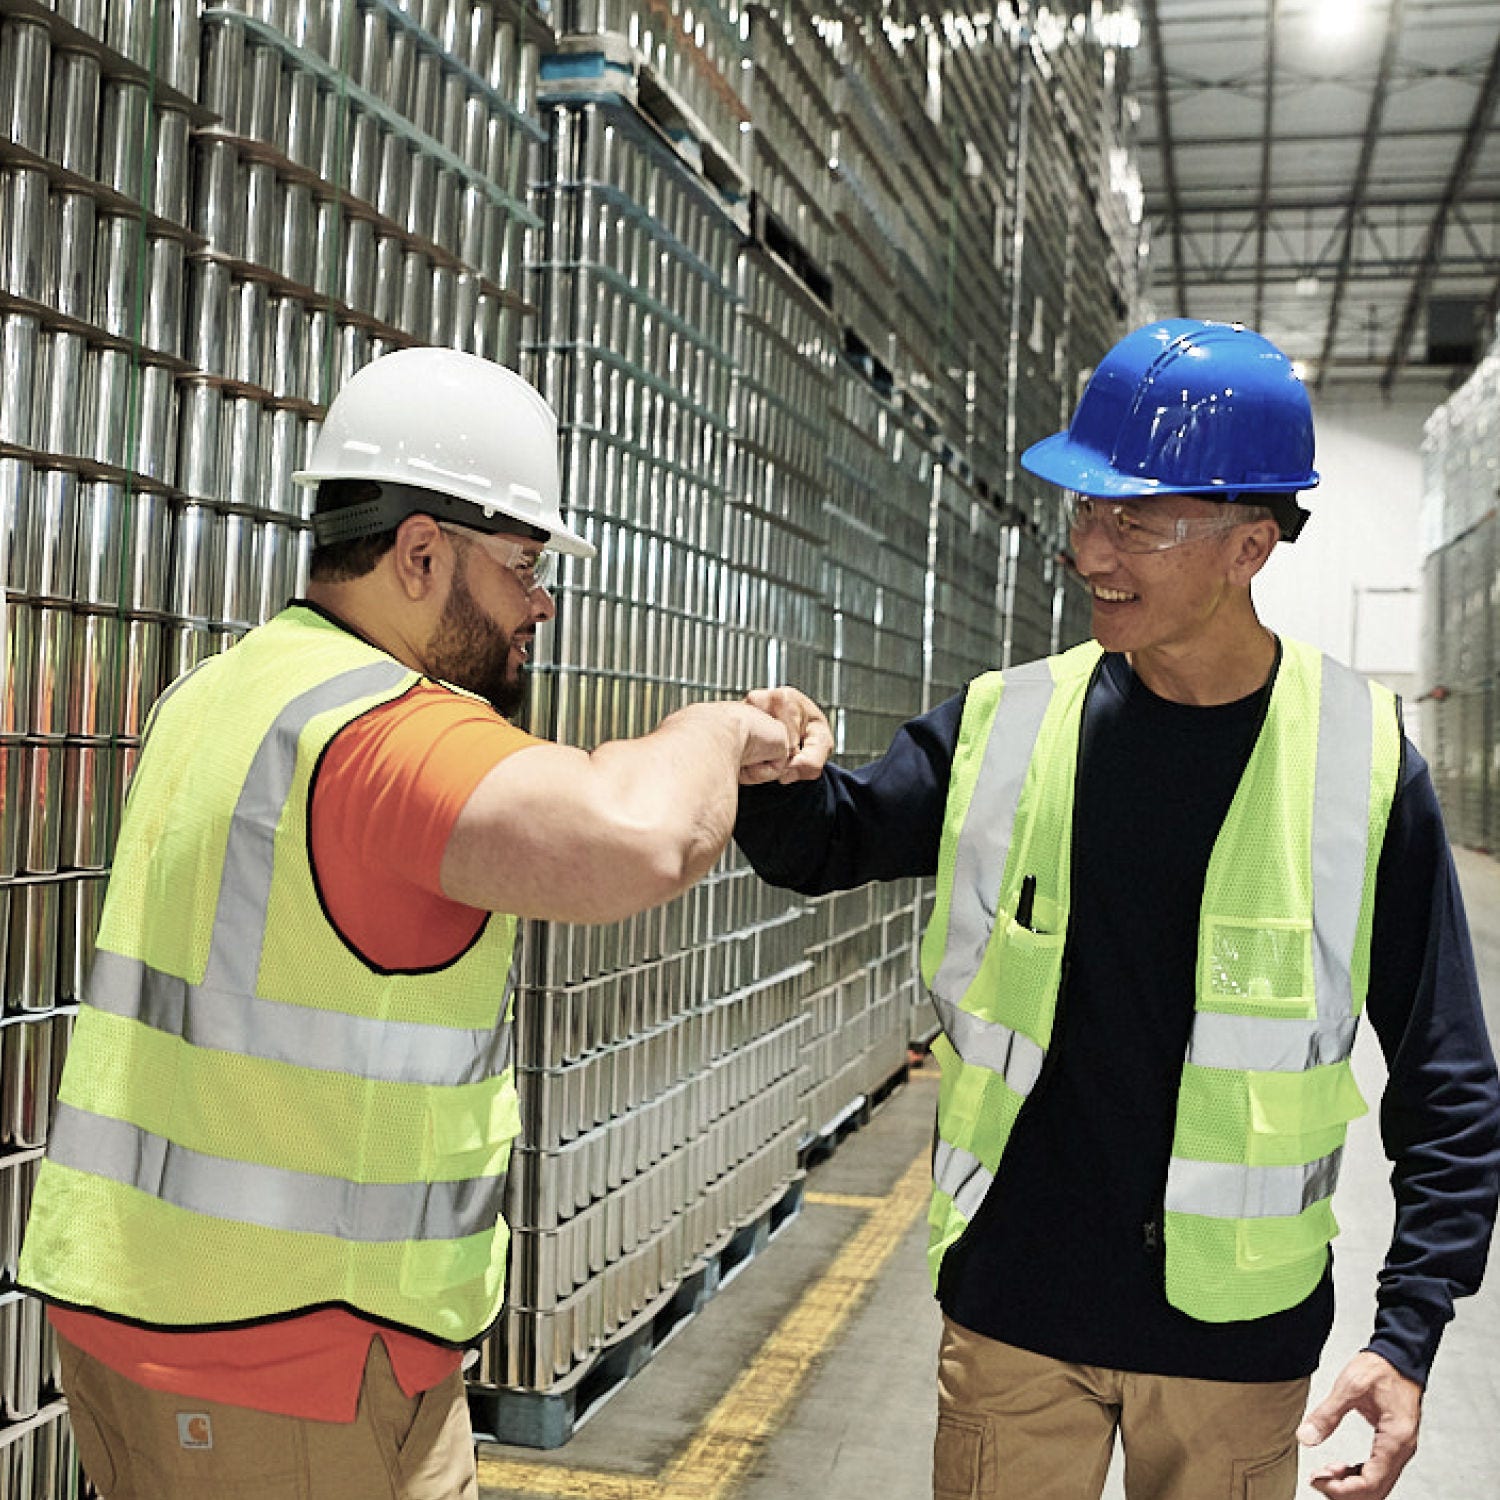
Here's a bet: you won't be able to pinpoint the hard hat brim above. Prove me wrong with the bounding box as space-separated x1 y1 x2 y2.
1019 432 1319 498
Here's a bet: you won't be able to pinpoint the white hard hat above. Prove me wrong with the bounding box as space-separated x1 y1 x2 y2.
293 347 596 558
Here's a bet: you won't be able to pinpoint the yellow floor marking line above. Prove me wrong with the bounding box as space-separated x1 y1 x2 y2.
477 1149 932 1500
804 1190 886 1210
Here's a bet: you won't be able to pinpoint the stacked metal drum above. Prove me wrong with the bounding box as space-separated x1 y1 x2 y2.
1 0 1142 1474
1420 333 1500 850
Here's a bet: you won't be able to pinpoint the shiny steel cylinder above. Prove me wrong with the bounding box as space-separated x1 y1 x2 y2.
264 407 306 516
1 168 48 304
73 480 125 608
58 874 107 1002
153 107 193 225
105 0 154 67
36 331 89 458
66 605 120 730
178 382 223 499
134 362 178 485
28 607 73 737
98 78 150 200
242 161 281 271
46 48 101 175
144 236 186 357
278 180 316 287
228 276 270 389
92 211 141 339
242 39 281 142
0 458 30 593
85 347 133 469
156 0 200 100
171 502 216 621
120 617 165 733
221 398 264 509
283 66 319 170
1 606 33 738
2 1010 54 1142
198 16 244 123
29 472 77 604
193 138 243 257
0 738 20 878
47 187 96 321
17 740 64 875
0 18 50 155
61 742 116 872
187 256 232 374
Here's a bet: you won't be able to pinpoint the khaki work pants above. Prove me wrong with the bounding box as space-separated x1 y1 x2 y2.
934 1318 1310 1500
58 1334 479 1500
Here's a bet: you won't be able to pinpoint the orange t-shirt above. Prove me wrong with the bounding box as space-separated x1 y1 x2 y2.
50 681 540 1420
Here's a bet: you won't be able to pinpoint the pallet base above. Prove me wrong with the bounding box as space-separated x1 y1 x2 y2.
470 1174 806 1449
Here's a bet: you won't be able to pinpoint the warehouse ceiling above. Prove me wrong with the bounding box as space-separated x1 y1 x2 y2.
1131 0 1500 393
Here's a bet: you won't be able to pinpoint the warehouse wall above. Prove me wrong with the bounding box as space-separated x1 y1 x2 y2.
1255 387 1434 710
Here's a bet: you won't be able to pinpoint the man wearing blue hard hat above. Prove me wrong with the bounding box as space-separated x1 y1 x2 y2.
734 320 1500 1499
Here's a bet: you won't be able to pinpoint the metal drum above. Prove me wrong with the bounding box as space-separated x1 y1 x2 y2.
58 873 107 1003
46 48 101 176
134 363 179 485
16 741 63 876
5 885 59 1016
0 18 50 155
178 382 223 499
119 617 165 736
170 502 217 622
98 78 150 200
46 186 96 321
66 612 121 740
2 167 50 304
36 330 89 458
153 105 193 225
60 742 115 871
0 313 39 447
1 459 32 594
0 737 23 879
221 397 265 508
84 346 134 469
118 490 170 614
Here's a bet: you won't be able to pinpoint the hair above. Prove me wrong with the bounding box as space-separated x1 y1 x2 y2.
1210 493 1304 541
307 480 400 583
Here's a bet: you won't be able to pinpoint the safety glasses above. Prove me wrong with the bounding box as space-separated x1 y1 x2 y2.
440 524 557 594
1065 495 1245 554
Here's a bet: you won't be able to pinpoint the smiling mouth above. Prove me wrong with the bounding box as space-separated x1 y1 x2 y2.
1092 585 1137 603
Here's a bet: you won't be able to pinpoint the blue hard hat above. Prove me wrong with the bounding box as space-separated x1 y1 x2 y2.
1021 319 1319 507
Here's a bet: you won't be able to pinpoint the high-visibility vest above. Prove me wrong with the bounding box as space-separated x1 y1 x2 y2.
20 607 520 1344
920 638 1402 1322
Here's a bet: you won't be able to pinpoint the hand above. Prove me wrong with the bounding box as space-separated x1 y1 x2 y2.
736 703 795 785
1297 1351 1423 1498
742 687 834 784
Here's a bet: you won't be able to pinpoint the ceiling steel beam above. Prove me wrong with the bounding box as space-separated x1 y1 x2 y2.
1381 24 1500 391
1140 0 1189 316
1315 0 1407 392
1254 0 1279 329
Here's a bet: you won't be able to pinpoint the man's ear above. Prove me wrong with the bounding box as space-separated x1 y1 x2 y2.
389 514 448 599
1229 519 1279 586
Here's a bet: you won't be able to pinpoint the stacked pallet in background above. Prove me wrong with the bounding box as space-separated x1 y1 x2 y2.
0 0 1143 1476
1420 332 1500 850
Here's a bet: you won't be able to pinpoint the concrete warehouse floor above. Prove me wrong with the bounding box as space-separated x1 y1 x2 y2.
477 848 1500 1500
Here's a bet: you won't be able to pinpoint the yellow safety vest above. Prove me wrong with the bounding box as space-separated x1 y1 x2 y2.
20 607 520 1344
921 638 1402 1322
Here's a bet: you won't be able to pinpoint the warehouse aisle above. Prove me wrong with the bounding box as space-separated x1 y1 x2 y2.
477 848 1500 1500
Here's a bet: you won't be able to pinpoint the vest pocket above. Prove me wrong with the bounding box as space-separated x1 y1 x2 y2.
1246 1061 1367 1166
1203 916 1313 1015
971 916 1066 1044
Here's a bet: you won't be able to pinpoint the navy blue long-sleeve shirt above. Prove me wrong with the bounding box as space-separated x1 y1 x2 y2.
734 651 1500 1386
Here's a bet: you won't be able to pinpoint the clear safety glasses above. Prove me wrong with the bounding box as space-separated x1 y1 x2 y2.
1065 494 1246 554
441 524 557 594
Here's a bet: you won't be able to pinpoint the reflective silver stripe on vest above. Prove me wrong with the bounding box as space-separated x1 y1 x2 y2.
933 1139 993 1222
48 1104 506 1243
87 949 515 1087
930 995 1046 1099
1164 1147 1343 1220
1188 655 1376 1073
206 661 412 996
930 658 1056 1009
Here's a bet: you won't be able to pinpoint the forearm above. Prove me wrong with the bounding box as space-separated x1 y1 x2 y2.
590 702 765 894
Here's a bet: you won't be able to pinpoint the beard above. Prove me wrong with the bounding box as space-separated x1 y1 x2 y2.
427 563 529 719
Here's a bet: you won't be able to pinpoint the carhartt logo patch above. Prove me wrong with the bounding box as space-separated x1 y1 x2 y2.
177 1413 213 1450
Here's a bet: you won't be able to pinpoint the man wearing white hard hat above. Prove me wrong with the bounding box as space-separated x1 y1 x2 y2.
19 348 820 1499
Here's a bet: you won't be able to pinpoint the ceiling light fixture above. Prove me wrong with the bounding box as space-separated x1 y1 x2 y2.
1313 0 1365 40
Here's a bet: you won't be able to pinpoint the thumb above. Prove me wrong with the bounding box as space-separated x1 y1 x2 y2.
1296 1390 1346 1447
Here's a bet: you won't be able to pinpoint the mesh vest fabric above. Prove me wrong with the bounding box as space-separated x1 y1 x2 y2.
20 608 521 1344
921 640 1400 1321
